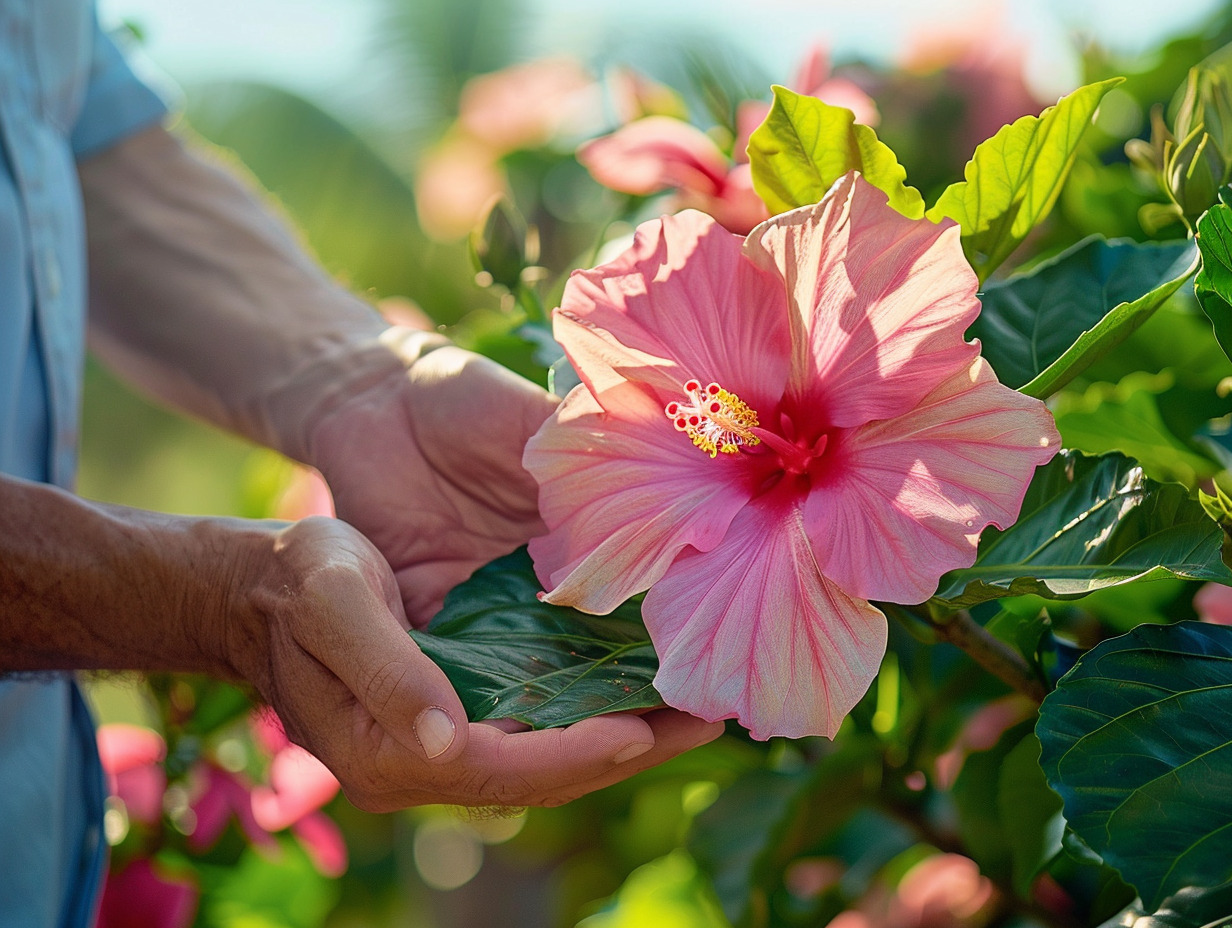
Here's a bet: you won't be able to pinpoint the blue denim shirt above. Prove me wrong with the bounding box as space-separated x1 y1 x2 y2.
0 2 165 923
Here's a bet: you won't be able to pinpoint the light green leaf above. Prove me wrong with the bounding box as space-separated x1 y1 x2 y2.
932 451 1232 609
1038 622 1232 909
577 851 730 928
748 85 924 218
1053 372 1223 487
1195 191 1232 363
927 78 1124 282
411 548 663 728
972 236 1198 398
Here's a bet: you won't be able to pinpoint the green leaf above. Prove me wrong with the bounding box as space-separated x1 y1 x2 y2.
689 742 878 927
932 451 1232 609
927 78 1124 282
1195 193 1232 364
998 734 1064 898
952 722 1034 882
1099 883 1232 928
577 851 730 928
1053 372 1222 487
748 85 924 218
194 837 339 928
973 236 1199 398
410 548 663 728
1038 621 1232 909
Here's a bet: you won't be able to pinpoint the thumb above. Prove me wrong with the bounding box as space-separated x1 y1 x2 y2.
292 531 470 765
346 597 470 765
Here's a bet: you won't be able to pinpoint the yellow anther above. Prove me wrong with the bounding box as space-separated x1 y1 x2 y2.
664 379 760 458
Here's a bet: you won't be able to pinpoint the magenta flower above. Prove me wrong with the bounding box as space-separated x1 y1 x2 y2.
524 173 1058 739
96 858 198 928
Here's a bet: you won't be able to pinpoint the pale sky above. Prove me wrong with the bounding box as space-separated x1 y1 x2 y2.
100 0 1222 110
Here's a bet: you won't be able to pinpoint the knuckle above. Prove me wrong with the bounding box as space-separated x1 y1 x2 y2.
359 660 410 716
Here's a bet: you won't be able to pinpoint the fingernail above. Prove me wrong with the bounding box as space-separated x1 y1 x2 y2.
414 706 456 759
612 741 653 765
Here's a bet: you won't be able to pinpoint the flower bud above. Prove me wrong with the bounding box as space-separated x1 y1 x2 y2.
1165 65 1232 226
1127 62 1232 230
469 197 537 292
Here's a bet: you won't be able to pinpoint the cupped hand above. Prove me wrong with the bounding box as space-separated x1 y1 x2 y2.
231 516 722 810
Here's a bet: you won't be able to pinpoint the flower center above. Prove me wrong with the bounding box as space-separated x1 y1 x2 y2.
664 379 761 458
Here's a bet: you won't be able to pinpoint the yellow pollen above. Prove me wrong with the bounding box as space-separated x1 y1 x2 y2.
664 379 761 458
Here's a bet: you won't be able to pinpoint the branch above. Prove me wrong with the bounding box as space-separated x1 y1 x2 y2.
926 609 1047 703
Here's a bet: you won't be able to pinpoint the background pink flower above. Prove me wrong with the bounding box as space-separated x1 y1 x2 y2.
525 173 1058 739
97 723 167 827
576 116 769 233
578 43 878 235
1194 582 1232 625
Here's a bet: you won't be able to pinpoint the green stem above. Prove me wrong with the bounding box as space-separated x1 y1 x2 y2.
514 281 548 326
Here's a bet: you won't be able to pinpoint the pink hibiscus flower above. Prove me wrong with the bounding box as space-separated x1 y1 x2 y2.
524 173 1058 739
576 116 770 235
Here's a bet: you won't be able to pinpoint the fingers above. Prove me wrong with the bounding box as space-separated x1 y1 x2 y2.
313 592 471 766
423 709 724 808
530 710 726 804
272 519 470 766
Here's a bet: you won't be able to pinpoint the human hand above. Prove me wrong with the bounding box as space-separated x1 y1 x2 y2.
307 328 560 625
229 515 723 810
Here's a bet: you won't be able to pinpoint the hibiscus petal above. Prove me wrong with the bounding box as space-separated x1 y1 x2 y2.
576 116 729 196
743 172 979 428
642 498 887 739
806 356 1060 604
526 382 752 613
557 209 790 412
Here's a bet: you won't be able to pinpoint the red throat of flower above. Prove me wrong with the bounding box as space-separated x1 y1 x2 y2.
665 378 831 481
664 380 761 458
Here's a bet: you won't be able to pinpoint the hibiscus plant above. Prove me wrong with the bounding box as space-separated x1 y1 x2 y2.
93 11 1232 928
414 39 1232 928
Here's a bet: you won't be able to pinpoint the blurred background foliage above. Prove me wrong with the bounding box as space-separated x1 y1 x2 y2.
80 0 1232 925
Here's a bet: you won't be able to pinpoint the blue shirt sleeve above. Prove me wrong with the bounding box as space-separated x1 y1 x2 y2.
69 17 168 158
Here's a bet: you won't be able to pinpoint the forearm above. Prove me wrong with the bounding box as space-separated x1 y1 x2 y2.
0 472 264 675
78 125 431 464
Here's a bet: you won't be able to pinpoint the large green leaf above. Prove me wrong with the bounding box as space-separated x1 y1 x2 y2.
932 451 1232 609
1195 193 1232 364
973 236 1199 397
410 548 663 728
1038 622 1232 909
927 78 1124 282
748 85 924 218
1098 883 1232 928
